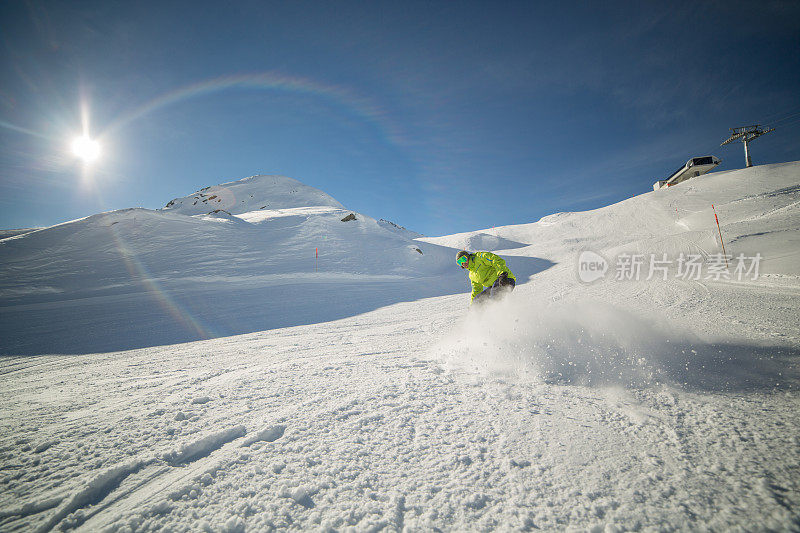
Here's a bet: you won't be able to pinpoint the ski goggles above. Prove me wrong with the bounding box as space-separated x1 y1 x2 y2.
456 256 469 268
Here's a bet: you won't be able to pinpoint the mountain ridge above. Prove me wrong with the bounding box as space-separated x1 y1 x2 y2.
161 174 344 216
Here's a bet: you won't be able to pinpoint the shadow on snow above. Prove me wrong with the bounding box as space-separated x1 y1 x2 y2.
0 256 555 356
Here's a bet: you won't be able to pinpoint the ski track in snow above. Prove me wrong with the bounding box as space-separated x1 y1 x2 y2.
1 166 800 531
1 293 798 531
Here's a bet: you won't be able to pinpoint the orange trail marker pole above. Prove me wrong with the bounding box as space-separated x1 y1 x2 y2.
712 205 729 268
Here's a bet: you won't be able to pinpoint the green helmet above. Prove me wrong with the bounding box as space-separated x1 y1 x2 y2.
456 250 470 267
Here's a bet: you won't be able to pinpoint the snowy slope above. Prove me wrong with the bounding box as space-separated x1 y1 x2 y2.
0 175 462 354
0 228 40 240
1 163 799 532
422 161 800 278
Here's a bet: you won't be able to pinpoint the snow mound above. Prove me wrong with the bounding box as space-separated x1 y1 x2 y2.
241 425 286 447
163 426 246 466
463 232 529 252
418 231 530 253
161 174 344 216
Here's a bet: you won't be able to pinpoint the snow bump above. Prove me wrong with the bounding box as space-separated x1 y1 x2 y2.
241 424 286 447
163 425 246 466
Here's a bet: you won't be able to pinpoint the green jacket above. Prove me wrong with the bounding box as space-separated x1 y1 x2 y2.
465 251 516 301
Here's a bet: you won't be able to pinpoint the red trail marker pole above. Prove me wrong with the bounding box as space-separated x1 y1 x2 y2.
712 204 729 268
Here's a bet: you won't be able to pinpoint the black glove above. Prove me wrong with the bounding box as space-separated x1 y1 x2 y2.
497 272 508 284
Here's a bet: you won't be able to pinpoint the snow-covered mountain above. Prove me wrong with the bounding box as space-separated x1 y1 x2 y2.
161 174 344 215
0 175 462 353
1 164 799 532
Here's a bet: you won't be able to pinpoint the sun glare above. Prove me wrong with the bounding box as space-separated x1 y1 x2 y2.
71 135 101 163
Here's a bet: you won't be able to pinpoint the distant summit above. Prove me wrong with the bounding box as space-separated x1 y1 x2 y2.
161 175 344 216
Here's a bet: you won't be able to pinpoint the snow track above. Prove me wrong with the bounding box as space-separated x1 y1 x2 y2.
35 460 148 533
77 424 260 531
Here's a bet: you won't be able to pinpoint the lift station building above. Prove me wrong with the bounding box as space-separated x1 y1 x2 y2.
653 156 721 190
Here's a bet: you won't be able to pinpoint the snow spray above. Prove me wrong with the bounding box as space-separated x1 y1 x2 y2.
428 296 708 389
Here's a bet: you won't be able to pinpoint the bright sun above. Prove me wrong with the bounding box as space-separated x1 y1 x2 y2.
71 135 101 163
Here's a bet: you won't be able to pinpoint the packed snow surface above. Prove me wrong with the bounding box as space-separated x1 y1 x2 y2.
1 164 799 531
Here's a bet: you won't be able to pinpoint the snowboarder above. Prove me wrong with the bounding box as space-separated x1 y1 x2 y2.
456 250 516 304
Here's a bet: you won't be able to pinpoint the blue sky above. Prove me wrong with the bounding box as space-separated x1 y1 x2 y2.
1 1 799 236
